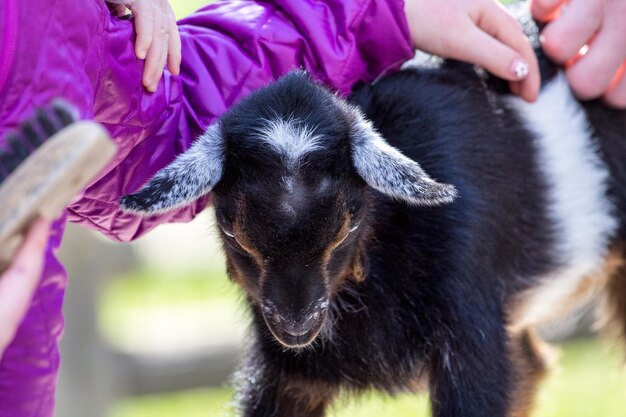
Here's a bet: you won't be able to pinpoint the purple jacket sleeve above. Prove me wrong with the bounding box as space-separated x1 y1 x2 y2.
0 2 411 415
67 0 413 241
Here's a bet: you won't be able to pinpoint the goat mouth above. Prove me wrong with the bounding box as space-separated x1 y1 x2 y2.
263 313 327 349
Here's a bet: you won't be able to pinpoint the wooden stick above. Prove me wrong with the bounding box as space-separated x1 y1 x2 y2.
0 121 116 271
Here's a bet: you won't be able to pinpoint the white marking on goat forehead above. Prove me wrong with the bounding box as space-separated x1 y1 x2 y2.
254 118 324 167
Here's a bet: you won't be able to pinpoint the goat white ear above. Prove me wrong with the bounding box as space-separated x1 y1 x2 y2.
349 108 457 206
120 123 224 215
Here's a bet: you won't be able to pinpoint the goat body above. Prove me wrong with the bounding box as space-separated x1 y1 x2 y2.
121 56 626 416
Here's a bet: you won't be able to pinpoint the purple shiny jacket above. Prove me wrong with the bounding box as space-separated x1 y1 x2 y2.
0 0 412 415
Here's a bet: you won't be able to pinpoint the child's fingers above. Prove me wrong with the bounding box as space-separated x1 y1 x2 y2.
131 0 179 90
131 1 154 60
565 22 626 100
604 63 626 108
454 26 523 80
540 0 602 64
166 9 181 76
143 40 167 93
530 0 564 22
0 219 49 355
475 3 540 101
451 16 538 101
142 6 169 92
404 0 538 101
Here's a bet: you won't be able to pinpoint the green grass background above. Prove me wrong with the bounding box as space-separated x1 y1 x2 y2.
110 337 626 417
105 1 626 416
105 269 626 417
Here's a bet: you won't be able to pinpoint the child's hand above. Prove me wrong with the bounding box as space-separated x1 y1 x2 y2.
0 220 49 360
531 0 626 108
405 0 540 102
107 0 181 93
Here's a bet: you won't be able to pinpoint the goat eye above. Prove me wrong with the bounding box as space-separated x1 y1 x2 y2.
221 227 236 239
220 227 248 249
335 223 360 248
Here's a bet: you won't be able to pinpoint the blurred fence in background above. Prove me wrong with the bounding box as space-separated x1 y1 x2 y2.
56 212 247 417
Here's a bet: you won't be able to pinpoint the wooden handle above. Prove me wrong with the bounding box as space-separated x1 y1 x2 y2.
0 121 116 272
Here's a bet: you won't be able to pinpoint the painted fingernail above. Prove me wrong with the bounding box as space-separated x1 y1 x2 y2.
511 59 529 79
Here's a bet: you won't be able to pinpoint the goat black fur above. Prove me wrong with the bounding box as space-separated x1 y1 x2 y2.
121 48 626 417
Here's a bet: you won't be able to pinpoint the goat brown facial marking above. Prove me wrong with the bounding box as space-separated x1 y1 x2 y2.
323 213 351 261
232 221 264 270
320 206 363 293
323 194 369 292
220 240 262 304
231 214 268 302
335 243 367 290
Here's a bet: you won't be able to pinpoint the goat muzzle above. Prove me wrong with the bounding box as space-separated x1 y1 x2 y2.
261 300 329 348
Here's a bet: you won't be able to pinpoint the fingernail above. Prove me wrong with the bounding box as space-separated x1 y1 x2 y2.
511 59 529 79
539 34 546 45
138 50 147 60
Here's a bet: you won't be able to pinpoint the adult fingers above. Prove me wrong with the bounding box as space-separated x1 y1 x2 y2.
142 5 169 92
540 0 603 63
166 7 181 76
604 63 626 108
0 219 50 355
565 21 626 100
131 0 154 61
530 0 565 22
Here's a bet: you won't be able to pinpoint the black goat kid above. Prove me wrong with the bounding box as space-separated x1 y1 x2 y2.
121 61 626 416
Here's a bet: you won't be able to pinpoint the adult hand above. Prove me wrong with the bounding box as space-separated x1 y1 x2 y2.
108 0 181 93
405 0 541 102
0 220 50 360
532 0 626 108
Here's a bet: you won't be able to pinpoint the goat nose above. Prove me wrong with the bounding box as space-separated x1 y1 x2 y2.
262 303 321 336
281 311 320 337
